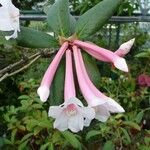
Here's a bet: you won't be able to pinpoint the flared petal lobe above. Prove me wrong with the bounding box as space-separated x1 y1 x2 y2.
48 97 95 132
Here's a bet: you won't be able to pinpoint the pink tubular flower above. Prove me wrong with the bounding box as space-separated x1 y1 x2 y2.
37 42 68 102
73 40 129 72
138 74 150 87
48 50 95 132
77 48 125 122
73 46 124 123
83 38 135 62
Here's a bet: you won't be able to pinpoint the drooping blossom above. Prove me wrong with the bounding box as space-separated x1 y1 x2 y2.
37 42 68 102
83 38 135 62
73 46 124 124
49 50 95 132
73 40 130 72
137 74 150 87
37 35 134 132
0 0 20 40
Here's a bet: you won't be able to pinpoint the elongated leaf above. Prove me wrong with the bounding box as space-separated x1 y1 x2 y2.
62 131 81 149
75 0 122 39
20 133 33 143
17 27 58 48
103 141 115 150
82 52 101 88
123 121 141 131
86 130 101 141
120 128 131 144
135 111 144 124
49 58 65 106
70 15 76 34
18 139 30 150
47 0 70 36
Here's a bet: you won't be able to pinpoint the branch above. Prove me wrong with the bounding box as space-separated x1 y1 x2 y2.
0 52 40 76
0 55 41 82
0 50 55 82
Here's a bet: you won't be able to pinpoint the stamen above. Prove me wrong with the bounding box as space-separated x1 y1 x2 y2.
66 104 77 116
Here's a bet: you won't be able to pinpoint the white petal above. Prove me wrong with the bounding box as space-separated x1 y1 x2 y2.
48 106 63 118
88 96 106 107
0 7 13 31
119 38 135 55
94 105 110 122
114 57 128 72
68 114 84 132
54 112 68 131
80 107 95 120
0 0 10 6
84 118 92 127
79 107 95 127
106 98 125 113
37 86 50 102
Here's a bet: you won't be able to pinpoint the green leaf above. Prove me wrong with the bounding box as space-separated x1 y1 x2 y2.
18 95 30 100
62 131 81 149
20 133 33 143
103 141 115 150
135 111 144 124
120 128 131 144
40 143 54 150
75 0 122 39
123 121 141 131
0 32 16 45
18 139 30 150
49 59 65 106
17 27 58 48
83 52 101 88
69 15 76 34
11 129 17 144
86 130 101 141
40 143 50 150
47 0 70 36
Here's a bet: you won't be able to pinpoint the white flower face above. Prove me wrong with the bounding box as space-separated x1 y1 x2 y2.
0 0 20 40
48 97 95 132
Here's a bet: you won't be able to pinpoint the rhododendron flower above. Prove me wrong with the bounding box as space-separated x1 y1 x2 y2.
37 33 134 132
73 40 129 72
84 38 135 62
137 74 150 87
0 0 20 40
49 50 95 132
37 42 68 102
73 46 124 123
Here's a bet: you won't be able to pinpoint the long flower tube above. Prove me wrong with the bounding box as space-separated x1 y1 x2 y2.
77 48 125 123
37 42 68 102
83 38 135 62
0 0 20 40
49 50 95 132
73 40 129 72
73 46 106 107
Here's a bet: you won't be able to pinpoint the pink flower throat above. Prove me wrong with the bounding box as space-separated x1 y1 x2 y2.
66 104 77 116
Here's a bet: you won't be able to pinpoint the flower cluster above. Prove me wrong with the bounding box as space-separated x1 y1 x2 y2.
0 0 135 133
137 74 150 87
37 38 135 132
0 0 20 40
